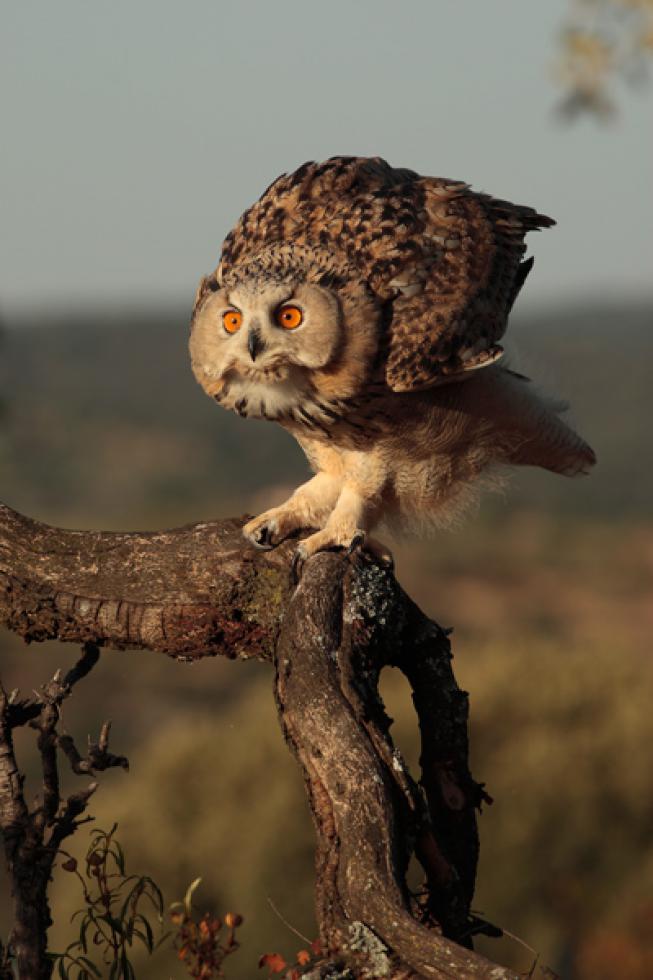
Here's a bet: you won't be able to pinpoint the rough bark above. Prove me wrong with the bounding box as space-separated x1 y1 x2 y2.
0 504 294 662
0 503 516 980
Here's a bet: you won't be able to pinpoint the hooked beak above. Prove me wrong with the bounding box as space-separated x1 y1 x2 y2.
247 326 265 362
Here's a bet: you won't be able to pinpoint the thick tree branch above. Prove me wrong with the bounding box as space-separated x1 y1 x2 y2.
0 504 294 661
276 553 512 979
0 503 516 979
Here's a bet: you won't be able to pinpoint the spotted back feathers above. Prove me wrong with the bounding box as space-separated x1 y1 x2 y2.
202 156 554 392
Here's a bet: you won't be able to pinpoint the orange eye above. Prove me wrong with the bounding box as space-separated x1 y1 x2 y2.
222 309 242 334
275 304 303 330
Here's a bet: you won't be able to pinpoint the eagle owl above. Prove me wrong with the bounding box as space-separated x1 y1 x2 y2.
190 156 595 568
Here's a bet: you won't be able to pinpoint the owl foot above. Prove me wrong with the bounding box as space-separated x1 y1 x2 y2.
243 516 280 551
346 530 366 555
243 510 303 551
291 529 394 583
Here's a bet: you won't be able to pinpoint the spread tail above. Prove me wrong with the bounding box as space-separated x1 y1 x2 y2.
489 369 597 476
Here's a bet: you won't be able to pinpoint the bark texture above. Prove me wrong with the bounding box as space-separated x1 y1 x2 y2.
0 504 294 661
0 503 516 980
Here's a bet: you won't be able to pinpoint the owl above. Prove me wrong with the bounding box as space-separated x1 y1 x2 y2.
190 156 595 570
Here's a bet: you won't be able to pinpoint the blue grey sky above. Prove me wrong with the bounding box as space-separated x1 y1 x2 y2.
2 0 651 316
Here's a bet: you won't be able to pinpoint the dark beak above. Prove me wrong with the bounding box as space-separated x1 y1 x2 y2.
248 327 265 362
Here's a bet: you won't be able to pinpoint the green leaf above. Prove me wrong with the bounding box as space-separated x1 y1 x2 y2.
141 877 165 917
111 840 126 876
120 874 140 887
117 879 144 924
99 913 125 936
77 915 92 954
76 957 102 977
133 913 154 952
153 928 172 950
120 950 135 979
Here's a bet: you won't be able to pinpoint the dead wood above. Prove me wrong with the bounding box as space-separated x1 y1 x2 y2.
0 502 517 979
0 644 128 979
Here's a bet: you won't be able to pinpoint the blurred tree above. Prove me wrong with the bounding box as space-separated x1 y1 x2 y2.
556 0 653 116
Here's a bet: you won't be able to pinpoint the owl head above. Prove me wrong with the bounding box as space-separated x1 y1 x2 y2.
189 243 380 425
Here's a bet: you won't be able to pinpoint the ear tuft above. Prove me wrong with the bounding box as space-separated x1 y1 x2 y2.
192 275 220 318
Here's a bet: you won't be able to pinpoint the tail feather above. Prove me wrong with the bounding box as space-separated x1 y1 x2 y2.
511 411 596 476
486 369 597 477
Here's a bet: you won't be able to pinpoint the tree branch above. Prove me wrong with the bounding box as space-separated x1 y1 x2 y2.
275 553 512 979
0 504 294 661
0 502 516 979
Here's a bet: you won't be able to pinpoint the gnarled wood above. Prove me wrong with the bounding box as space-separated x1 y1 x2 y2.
276 553 512 979
0 503 516 979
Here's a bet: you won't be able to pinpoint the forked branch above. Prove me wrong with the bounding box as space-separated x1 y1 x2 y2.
0 503 515 979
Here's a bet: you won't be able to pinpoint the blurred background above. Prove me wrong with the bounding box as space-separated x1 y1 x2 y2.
1 1 652 977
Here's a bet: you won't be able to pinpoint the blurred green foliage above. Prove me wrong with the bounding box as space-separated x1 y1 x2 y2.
0 304 652 978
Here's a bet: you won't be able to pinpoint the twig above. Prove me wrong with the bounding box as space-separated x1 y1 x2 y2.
266 896 312 946
0 645 129 980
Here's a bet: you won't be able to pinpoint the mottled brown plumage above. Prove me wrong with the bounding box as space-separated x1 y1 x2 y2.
190 157 594 566
198 156 554 392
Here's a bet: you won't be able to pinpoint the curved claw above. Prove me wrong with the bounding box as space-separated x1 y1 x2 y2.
291 545 307 586
290 529 393 585
243 519 278 551
346 530 366 556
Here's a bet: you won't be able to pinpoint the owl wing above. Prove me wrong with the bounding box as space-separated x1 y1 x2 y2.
379 181 554 392
216 157 554 392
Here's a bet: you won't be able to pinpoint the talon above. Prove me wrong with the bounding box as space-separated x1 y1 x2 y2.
346 530 366 556
243 518 278 551
254 524 274 550
291 546 307 585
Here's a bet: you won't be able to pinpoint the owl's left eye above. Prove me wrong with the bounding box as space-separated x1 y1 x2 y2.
275 304 303 330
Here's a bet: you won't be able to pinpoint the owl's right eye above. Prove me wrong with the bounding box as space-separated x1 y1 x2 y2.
222 309 243 334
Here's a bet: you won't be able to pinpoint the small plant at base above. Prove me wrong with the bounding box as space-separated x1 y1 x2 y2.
259 938 323 979
170 877 243 979
52 824 167 979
